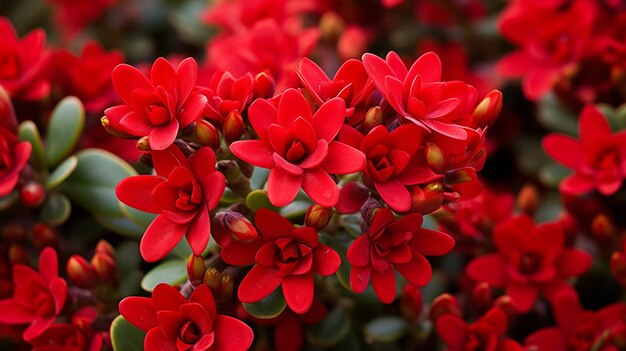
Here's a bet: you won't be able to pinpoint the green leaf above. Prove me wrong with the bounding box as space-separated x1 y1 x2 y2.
537 93 578 136
120 203 157 230
538 162 570 188
245 189 280 212
46 156 78 189
61 149 137 216
40 192 71 226
0 191 18 211
280 200 310 220
364 316 409 343
18 121 46 168
250 167 270 189
95 214 145 238
242 288 287 319
307 307 352 347
141 259 187 292
46 97 85 167
110 315 145 351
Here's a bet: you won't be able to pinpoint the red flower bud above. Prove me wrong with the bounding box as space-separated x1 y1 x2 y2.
8 245 29 265
471 90 502 128
0 85 16 132
253 71 275 99
400 284 423 323
305 204 333 230
2 223 25 242
319 12 345 41
95 240 115 259
494 295 516 321
202 267 232 303
611 252 626 287
471 282 492 314
517 184 539 216
410 182 444 215
67 255 97 289
362 106 383 132
90 252 117 284
219 272 234 303
429 293 461 322
592 214 617 243
203 266 221 291
20 181 45 207
32 223 58 250
187 254 206 287
195 120 220 148
212 212 258 246
425 143 445 173
223 110 245 143
136 136 151 152
338 26 369 60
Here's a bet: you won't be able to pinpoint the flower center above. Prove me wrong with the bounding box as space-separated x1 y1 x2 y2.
175 187 199 211
146 103 170 125
34 290 54 317
0 50 20 80
179 321 201 345
519 251 542 276
593 147 620 171
285 140 307 163
464 331 486 351
548 32 573 63
569 315 595 351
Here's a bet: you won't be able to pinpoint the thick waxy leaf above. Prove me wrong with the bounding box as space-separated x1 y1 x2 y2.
307 307 352 347
95 214 145 238
364 316 409 343
120 203 157 231
46 156 78 189
537 93 578 136
18 121 46 169
140 259 187 292
242 287 287 319
250 167 270 189
46 97 85 167
110 315 145 351
40 192 71 226
245 189 280 212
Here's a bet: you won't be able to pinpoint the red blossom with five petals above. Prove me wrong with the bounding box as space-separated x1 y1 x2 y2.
347 207 454 303
119 283 253 351
543 105 626 196
236 209 341 314
116 145 225 262
0 247 67 341
197 71 254 127
0 126 31 197
104 57 208 150
29 307 103 351
466 215 592 312
229 88 365 207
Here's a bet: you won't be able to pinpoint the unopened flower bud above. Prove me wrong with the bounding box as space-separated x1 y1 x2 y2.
67 255 97 289
219 273 234 303
611 252 626 287
253 71 275 99
213 212 258 247
425 143 445 173
471 282 492 313
187 254 206 287
429 293 461 322
101 116 132 138
203 267 221 290
471 90 502 128
517 184 539 216
494 295 516 320
32 223 58 250
305 204 333 230
446 169 475 185
223 110 245 143
363 106 383 132
91 252 117 284
195 120 220 148
400 284 423 323
319 12 345 42
592 214 616 242
0 86 16 131
2 224 25 242
20 181 45 207
136 136 151 151
410 182 444 215
8 245 29 265
95 240 116 259
338 26 369 60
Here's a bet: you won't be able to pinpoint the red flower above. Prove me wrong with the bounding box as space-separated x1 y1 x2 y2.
497 0 597 100
339 124 439 212
466 215 592 312
296 57 374 126
119 283 253 351
543 105 626 196
236 209 341 314
362 51 477 140
0 247 67 341
0 126 31 197
0 17 50 100
50 41 123 113
116 146 225 262
229 88 365 207
29 307 103 351
104 57 207 150
197 71 254 127
436 307 522 351
46 0 117 35
347 208 454 303
525 290 626 351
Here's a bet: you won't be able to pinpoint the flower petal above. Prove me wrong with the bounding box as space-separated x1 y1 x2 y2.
312 98 346 142
371 266 397 303
302 168 339 207
230 140 275 169
374 179 411 212
116 176 163 213
321 142 365 175
213 315 254 351
238 265 282 303
282 272 314 314
267 167 302 207
466 254 507 287
313 244 341 276
140 215 187 262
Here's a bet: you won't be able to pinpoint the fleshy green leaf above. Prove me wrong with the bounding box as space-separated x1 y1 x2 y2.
120 203 157 230
140 259 187 292
18 120 45 169
364 316 409 343
46 97 85 167
95 214 145 238
250 167 270 189
307 307 352 347
245 189 280 212
110 315 145 351
537 93 578 136
40 192 71 226
242 288 287 319
46 156 78 189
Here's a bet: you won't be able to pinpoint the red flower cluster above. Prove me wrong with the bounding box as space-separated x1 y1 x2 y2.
466 215 591 312
29 307 102 351
0 125 31 197
226 209 341 314
116 145 225 262
347 208 454 303
120 284 253 351
544 105 626 196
